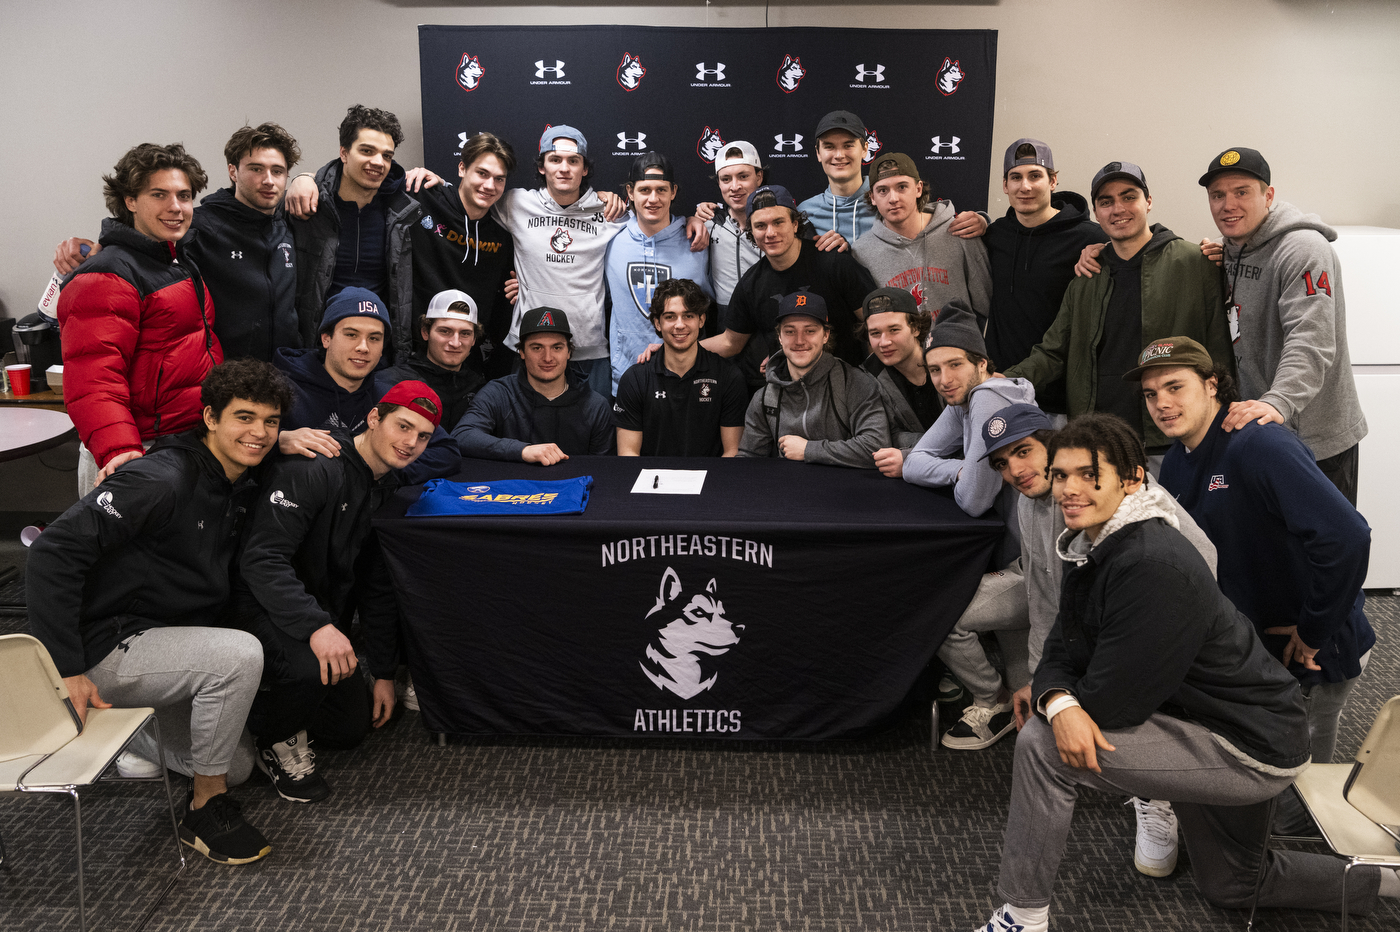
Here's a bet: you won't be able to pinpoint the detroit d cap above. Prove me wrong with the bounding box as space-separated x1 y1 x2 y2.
1004 138 1054 175
745 184 798 217
426 289 479 324
862 287 918 319
1198 147 1271 187
518 306 572 340
538 124 588 157
776 290 828 324
628 151 674 184
1091 161 1149 201
979 403 1054 461
714 140 762 173
377 379 442 429
1121 336 1216 381
815 110 865 139
868 153 922 186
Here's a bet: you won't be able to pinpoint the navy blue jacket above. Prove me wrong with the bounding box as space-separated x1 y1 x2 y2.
452 370 614 461
1160 406 1374 686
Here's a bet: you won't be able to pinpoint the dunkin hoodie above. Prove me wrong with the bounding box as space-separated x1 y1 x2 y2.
494 186 626 360
1224 202 1366 460
851 200 992 320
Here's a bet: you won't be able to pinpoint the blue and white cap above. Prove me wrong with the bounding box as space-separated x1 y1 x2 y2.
979 403 1054 461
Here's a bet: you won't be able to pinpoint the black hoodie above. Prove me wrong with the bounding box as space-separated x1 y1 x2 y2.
982 191 1108 411
378 352 485 432
26 432 260 676
189 187 301 362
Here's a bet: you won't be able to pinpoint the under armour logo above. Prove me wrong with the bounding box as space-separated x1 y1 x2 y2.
854 64 885 83
930 136 961 154
230 250 243 259
616 132 647 150
534 60 565 78
695 63 726 81
655 390 666 399
773 134 804 152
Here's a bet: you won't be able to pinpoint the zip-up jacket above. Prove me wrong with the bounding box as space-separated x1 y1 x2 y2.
851 200 992 321
190 186 301 362
737 351 889 467
862 355 939 455
378 352 485 433
452 370 614 461
1036 506 1309 772
57 218 221 468
289 159 419 362
237 430 401 678
272 347 461 485
706 212 763 307
1006 226 1231 449
26 432 259 677
798 179 878 243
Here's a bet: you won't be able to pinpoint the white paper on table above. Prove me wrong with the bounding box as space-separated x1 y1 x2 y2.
630 469 708 495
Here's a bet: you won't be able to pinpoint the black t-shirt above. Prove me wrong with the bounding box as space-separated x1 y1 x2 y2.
1097 244 1147 439
889 366 943 430
723 240 877 390
613 346 749 456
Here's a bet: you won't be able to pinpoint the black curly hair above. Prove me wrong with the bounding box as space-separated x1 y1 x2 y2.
1046 413 1148 490
197 359 294 436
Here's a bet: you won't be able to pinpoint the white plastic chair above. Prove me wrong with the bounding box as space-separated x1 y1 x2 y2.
0 633 185 930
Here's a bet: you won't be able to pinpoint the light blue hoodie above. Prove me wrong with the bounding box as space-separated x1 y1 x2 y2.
606 215 713 395
797 179 877 243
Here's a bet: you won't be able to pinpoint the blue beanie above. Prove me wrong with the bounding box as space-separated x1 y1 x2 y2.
320 287 391 336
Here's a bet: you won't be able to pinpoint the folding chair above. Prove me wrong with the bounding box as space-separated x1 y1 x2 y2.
0 633 186 931
1247 694 1400 931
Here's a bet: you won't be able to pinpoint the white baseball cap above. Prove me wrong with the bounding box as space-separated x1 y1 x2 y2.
426 289 479 323
714 140 761 173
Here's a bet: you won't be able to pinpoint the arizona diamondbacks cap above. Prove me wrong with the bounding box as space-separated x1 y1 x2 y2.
714 141 762 173
1090 161 1149 201
426 289 479 324
1004 138 1054 175
1198 147 1271 187
518 306 572 339
979 403 1054 460
538 124 588 157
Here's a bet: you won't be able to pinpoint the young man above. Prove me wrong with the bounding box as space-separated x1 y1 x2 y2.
904 301 1035 566
379 289 486 431
453 307 613 462
606 151 714 396
409 132 519 380
1136 336 1376 834
55 123 304 364
1005 162 1230 453
982 139 1108 412
718 185 878 390
861 287 941 478
272 287 459 483
1201 148 1368 503
978 413 1391 932
704 141 767 321
27 359 292 865
614 277 747 457
737 290 889 465
58 143 221 493
236 381 441 803
850 153 992 321
285 105 419 361
797 110 879 245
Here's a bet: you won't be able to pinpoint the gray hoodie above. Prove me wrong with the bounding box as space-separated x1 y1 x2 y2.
706 213 763 307
1022 482 1217 672
737 351 890 467
1225 201 1366 460
850 200 992 320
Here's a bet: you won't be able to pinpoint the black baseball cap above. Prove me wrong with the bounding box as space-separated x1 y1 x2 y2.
1004 138 1054 175
745 184 798 217
815 110 865 139
776 290 828 324
628 151 674 184
868 153 922 186
1090 161 1149 201
862 287 918 319
1198 147 1271 187
518 306 571 339
979 403 1054 461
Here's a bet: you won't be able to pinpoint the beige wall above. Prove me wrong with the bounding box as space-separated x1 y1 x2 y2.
1 0 1396 320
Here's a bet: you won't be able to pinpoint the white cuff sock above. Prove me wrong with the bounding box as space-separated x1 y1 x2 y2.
1007 903 1050 931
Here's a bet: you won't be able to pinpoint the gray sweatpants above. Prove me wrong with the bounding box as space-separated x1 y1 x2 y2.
85 626 262 783
936 560 1030 706
997 714 1379 916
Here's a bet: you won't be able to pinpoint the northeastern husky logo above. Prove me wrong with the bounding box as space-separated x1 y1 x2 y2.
936 57 965 96
696 126 725 163
776 54 807 93
617 53 646 91
641 567 743 699
628 262 671 316
549 228 573 253
456 54 484 93
863 129 883 163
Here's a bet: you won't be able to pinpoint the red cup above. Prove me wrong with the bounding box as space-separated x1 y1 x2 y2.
5 364 31 396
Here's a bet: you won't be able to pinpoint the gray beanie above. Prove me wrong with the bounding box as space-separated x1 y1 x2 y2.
928 300 986 357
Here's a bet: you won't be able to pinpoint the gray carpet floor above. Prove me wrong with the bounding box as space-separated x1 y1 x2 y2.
2 583 1397 931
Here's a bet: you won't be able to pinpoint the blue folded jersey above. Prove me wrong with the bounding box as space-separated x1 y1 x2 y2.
407 477 593 517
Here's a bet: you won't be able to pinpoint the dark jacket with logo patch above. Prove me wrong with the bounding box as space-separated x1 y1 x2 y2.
189 186 301 362
236 430 400 677
26 432 259 677
452 370 614 461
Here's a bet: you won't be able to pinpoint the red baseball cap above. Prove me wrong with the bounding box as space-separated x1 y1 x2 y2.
378 380 442 429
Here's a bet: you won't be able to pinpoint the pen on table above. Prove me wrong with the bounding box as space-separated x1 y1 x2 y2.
653 475 659 489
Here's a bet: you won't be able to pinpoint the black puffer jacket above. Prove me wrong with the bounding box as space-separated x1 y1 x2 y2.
26 432 259 676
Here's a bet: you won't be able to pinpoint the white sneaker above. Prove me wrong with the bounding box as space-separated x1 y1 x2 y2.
398 678 419 712
1130 797 1179 877
975 904 1048 932
115 751 161 779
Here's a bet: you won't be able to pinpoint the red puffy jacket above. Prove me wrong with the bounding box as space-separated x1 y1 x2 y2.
57 219 222 467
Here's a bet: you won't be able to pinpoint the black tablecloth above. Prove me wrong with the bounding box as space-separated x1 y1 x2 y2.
375 456 1003 740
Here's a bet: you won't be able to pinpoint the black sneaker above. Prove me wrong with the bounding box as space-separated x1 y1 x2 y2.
941 701 1016 750
179 793 271 864
937 673 967 704
255 730 331 803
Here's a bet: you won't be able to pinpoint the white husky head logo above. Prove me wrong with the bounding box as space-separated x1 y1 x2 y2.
549 227 573 253
863 129 883 163
456 54 484 92
937 58 965 96
640 567 743 700
776 54 807 93
696 126 725 163
616 53 646 91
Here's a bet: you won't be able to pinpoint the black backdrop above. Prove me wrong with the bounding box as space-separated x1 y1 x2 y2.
419 25 998 214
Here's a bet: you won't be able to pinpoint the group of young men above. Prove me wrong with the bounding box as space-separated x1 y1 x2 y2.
32 101 1390 928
